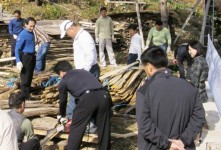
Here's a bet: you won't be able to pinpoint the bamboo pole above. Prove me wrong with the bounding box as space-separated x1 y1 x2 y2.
200 0 212 45
136 1 145 50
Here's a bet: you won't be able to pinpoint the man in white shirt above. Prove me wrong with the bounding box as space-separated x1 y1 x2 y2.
0 109 18 150
127 24 142 65
60 20 100 78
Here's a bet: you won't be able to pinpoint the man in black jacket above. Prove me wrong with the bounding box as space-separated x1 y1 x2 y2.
53 61 111 150
173 43 192 80
136 46 205 150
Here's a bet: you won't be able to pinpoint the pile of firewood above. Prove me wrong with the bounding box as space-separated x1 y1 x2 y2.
41 85 59 104
108 69 145 103
0 36 11 58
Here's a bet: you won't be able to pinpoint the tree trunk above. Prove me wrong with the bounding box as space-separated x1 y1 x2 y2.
160 0 168 27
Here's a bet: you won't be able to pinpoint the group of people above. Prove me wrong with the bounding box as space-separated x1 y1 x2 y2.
0 6 210 150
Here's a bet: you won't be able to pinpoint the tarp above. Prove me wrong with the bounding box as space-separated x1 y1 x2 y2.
206 36 221 115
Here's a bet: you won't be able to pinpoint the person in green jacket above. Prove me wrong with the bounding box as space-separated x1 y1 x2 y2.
145 20 171 52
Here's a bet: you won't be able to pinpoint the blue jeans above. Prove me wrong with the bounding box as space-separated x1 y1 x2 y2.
89 64 100 79
35 42 50 72
66 95 76 119
158 43 168 52
127 53 138 65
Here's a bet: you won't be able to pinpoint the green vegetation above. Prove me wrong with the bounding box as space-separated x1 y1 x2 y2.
5 0 204 20
18 3 69 20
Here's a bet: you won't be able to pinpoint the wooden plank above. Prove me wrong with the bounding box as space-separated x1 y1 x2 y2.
124 105 135 114
113 112 136 119
0 57 16 62
23 107 59 117
34 129 98 143
0 72 10 75
0 100 56 109
0 107 58 117
111 131 137 138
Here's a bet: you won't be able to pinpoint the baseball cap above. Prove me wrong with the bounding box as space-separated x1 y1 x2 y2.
60 20 73 39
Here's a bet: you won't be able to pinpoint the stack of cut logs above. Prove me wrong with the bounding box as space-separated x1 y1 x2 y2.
41 85 59 104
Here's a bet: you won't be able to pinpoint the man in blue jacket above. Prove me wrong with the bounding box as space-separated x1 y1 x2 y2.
8 10 24 57
15 17 36 99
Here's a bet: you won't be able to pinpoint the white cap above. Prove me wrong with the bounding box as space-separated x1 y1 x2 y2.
59 20 73 39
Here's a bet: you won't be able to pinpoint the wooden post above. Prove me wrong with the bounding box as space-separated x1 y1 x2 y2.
0 4 3 21
160 0 168 27
135 1 145 51
200 0 211 45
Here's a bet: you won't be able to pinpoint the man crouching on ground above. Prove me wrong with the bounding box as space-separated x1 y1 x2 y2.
8 92 40 150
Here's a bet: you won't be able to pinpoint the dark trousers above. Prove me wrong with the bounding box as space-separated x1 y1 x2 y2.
20 53 36 98
127 53 138 65
67 90 111 150
177 49 192 80
10 35 16 57
19 138 40 150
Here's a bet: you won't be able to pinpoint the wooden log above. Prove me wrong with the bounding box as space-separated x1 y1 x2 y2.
113 112 136 119
0 57 15 62
34 129 98 143
20 107 59 117
57 140 67 150
111 131 138 138
0 100 55 109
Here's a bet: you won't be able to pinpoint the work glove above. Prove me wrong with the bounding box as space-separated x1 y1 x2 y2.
35 44 39 52
95 38 99 44
16 62 23 71
144 45 149 51
173 59 178 64
57 115 67 124
167 47 171 53
13 34 18 40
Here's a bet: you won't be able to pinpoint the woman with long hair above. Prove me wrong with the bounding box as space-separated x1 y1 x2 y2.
188 41 209 103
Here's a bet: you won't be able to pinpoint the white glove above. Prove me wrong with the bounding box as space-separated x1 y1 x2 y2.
95 38 99 44
167 47 171 53
57 115 67 124
13 34 18 39
16 62 23 71
35 44 39 52
144 45 149 50
112 35 116 43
